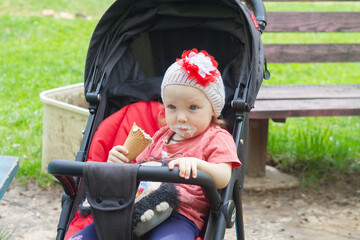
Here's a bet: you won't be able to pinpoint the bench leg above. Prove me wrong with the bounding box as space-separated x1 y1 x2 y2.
246 119 269 177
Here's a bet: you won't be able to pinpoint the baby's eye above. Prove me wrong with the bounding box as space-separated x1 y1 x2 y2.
168 105 176 109
189 105 198 110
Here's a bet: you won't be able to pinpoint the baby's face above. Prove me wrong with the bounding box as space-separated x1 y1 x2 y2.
163 84 214 140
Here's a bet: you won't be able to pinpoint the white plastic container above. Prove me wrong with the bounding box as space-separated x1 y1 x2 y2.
40 83 89 172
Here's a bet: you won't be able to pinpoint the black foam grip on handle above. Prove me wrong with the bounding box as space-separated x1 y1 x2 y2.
246 0 267 32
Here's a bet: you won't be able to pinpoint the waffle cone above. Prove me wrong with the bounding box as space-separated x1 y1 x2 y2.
123 123 153 161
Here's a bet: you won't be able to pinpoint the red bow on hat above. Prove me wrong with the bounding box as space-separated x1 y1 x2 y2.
177 49 220 87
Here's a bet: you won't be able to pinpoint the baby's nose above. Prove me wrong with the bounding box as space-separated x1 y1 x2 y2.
177 112 187 122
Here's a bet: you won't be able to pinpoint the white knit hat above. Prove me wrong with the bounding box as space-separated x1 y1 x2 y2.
161 49 225 117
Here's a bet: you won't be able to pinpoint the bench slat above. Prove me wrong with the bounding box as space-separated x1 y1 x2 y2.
266 12 360 33
265 44 360 63
256 84 360 100
250 85 360 119
251 98 360 119
0 156 19 200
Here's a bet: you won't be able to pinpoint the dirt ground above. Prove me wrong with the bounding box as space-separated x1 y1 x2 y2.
0 176 359 240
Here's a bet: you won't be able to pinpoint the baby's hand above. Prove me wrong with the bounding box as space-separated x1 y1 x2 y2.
168 157 198 180
107 145 130 163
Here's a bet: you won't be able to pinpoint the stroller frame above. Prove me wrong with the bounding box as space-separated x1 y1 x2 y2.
48 0 267 239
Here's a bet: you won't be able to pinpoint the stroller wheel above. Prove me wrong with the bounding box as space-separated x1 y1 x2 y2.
222 200 236 228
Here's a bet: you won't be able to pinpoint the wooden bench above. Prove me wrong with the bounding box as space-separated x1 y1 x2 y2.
245 0 360 178
247 85 360 177
0 156 19 200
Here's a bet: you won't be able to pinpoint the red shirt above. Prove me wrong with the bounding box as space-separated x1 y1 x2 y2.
136 124 241 230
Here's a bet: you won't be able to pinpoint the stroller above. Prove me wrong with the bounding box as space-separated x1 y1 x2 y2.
48 0 267 239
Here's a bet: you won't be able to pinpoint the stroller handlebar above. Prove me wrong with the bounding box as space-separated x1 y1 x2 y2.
48 159 84 177
48 159 222 209
246 0 267 32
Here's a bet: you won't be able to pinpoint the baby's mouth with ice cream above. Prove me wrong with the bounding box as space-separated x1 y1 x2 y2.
169 123 197 138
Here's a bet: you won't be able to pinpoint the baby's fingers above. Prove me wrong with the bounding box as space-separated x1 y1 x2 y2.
179 160 191 179
113 145 129 155
168 159 178 170
168 160 187 178
191 161 198 179
108 145 129 163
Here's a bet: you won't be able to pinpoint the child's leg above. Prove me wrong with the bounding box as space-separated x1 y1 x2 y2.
68 222 98 240
147 213 200 240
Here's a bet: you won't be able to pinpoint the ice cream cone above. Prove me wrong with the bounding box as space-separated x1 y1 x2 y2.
123 123 153 161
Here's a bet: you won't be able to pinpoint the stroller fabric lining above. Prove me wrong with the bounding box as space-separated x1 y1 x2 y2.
87 101 163 163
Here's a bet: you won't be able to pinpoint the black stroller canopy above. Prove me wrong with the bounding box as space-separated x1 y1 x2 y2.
84 0 264 120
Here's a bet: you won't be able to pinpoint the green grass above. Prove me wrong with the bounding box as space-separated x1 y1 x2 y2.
263 63 360 85
268 117 360 184
0 1 359 186
0 14 101 186
0 0 114 17
0 226 15 240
